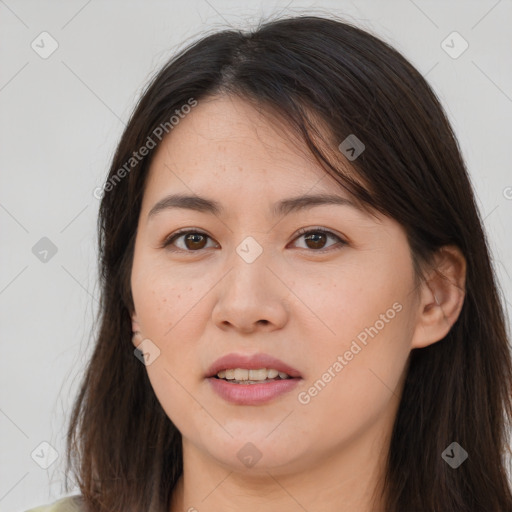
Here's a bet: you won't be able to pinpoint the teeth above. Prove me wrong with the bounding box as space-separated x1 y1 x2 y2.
249 368 267 380
216 368 291 380
234 368 248 380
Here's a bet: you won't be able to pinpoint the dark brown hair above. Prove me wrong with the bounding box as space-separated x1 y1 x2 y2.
64 14 512 511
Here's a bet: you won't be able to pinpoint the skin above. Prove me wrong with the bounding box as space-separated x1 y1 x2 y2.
130 94 466 512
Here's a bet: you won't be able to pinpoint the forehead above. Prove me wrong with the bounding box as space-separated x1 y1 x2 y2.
142 94 357 206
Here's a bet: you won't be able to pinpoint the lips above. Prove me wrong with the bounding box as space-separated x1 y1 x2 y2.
206 352 302 379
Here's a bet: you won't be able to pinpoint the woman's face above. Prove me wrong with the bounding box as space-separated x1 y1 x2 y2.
130 94 422 476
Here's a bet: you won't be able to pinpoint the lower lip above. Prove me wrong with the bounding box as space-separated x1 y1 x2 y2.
207 377 301 405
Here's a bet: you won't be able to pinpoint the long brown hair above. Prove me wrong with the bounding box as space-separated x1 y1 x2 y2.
64 14 512 511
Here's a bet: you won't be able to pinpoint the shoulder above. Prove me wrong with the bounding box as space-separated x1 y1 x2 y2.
24 495 84 512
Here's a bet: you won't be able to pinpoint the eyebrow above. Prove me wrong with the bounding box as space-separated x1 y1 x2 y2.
147 192 362 221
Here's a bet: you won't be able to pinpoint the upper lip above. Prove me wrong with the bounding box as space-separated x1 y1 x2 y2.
206 353 302 378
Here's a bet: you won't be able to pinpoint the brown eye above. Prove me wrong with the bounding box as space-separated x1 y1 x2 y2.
292 228 346 252
303 232 328 249
182 233 208 250
162 230 217 252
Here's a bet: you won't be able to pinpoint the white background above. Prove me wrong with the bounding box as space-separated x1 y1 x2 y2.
1 1 511 511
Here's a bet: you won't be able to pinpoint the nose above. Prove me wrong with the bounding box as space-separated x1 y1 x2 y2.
211 247 289 334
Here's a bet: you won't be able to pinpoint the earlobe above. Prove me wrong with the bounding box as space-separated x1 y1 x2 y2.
410 245 467 350
131 315 140 333
131 313 141 347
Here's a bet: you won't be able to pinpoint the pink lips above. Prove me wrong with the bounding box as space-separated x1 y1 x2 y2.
205 352 302 405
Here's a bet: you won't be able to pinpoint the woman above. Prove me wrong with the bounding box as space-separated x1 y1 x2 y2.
26 14 512 512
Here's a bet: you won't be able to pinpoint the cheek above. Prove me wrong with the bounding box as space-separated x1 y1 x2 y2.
292 260 414 432
291 256 411 354
131 262 211 432
296 308 412 451
131 254 211 340
145 360 206 439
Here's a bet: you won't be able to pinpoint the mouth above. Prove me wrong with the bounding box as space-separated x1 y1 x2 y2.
205 353 302 404
205 352 302 381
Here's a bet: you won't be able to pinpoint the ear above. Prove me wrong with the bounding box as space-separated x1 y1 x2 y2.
410 245 466 349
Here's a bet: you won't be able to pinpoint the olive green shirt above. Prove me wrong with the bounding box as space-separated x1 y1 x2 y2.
24 495 83 512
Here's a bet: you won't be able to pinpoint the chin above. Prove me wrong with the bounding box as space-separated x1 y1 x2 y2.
203 437 306 474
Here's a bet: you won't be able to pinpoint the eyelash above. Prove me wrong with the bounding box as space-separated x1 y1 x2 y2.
160 227 347 254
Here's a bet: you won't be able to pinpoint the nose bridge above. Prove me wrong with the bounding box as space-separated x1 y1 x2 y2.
211 232 288 331
227 233 273 294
